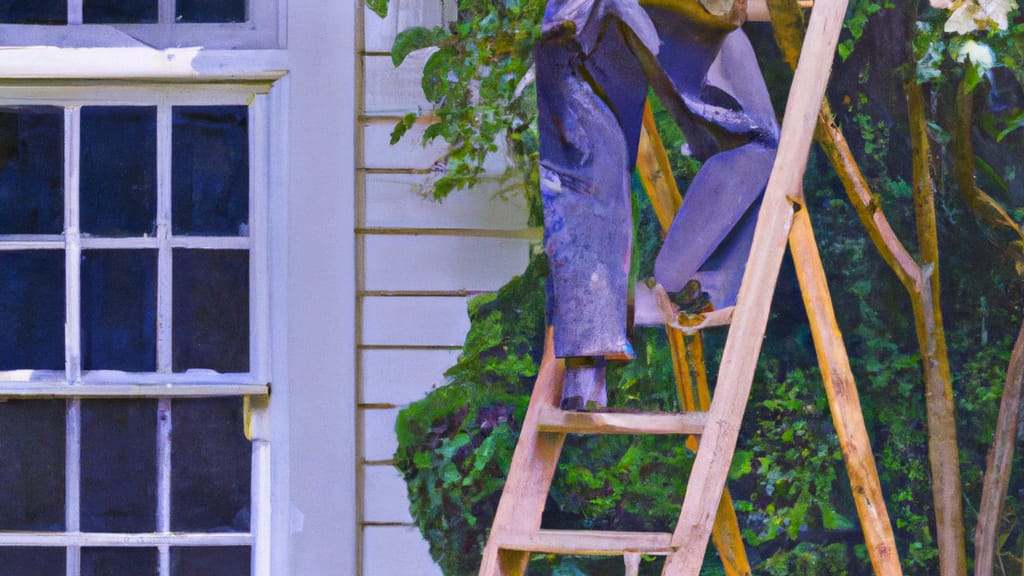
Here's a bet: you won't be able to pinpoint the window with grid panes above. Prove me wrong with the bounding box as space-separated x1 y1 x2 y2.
0 0 280 48
0 83 272 576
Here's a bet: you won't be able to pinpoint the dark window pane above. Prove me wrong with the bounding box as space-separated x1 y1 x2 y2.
176 0 245 23
82 548 157 576
0 107 63 234
81 400 157 533
83 0 157 23
0 548 65 576
172 106 248 236
0 0 67 24
0 251 65 371
171 398 250 532
81 250 157 372
172 250 249 373
171 547 250 576
81 107 157 236
0 401 65 531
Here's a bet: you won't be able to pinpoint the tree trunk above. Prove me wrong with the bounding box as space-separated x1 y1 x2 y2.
975 319 1024 575
907 79 968 576
950 72 1024 576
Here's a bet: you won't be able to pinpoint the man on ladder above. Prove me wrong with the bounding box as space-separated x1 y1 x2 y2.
478 0 905 572
538 0 778 410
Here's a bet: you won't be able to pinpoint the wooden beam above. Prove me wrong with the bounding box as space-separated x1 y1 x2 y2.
789 200 903 575
537 406 707 435
494 529 675 556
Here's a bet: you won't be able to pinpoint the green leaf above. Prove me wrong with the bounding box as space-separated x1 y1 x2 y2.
389 112 417 146
413 451 432 470
421 47 455 103
820 501 854 530
729 450 754 479
438 432 472 458
441 462 462 485
838 40 854 62
786 488 811 540
391 26 450 67
366 0 388 18
997 111 1024 142
422 121 445 143
975 155 1009 193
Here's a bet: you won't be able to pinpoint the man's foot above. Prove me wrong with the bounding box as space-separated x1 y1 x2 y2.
560 357 607 411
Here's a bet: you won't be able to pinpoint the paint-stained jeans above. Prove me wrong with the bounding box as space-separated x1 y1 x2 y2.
538 0 779 359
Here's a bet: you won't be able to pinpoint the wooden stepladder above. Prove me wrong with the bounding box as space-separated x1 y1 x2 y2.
478 0 905 574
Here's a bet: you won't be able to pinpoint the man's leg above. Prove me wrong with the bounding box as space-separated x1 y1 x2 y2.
648 21 781 309
537 4 651 408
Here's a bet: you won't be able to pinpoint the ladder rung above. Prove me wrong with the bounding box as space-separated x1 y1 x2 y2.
537 406 707 435
494 529 675 556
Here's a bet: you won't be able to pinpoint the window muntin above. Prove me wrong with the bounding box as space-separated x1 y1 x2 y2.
0 86 270 576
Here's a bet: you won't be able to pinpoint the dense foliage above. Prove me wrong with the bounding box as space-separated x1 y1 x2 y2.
380 0 1024 573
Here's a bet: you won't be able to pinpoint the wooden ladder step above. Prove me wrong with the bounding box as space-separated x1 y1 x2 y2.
493 529 675 556
536 406 707 435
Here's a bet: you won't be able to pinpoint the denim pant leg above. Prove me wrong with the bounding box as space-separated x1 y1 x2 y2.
537 30 645 359
650 23 781 308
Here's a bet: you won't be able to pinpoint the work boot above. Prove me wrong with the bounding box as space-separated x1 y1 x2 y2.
559 357 607 411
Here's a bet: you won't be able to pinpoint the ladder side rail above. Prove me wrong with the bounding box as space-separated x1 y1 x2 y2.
478 327 568 576
662 0 850 572
640 106 753 576
685 333 751 576
789 197 903 575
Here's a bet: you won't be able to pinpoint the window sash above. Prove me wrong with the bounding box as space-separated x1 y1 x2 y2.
0 86 270 398
0 85 273 576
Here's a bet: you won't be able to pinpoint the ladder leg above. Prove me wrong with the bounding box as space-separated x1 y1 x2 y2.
668 330 753 576
479 327 567 576
646 102 752 576
686 334 752 576
788 201 903 575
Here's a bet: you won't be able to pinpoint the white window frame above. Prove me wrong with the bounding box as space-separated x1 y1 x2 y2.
0 0 285 49
0 80 278 576
0 2 358 575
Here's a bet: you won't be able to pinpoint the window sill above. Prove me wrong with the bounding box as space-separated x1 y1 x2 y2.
0 46 287 81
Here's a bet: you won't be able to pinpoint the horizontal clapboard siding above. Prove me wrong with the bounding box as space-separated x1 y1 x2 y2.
359 2 530 575
363 173 527 230
363 234 530 292
363 1 456 54
361 296 472 347
360 348 460 406
364 53 434 116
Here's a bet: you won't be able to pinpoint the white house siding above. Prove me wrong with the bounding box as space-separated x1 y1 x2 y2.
358 2 533 575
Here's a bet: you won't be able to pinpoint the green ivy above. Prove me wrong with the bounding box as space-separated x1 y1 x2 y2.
387 0 545 208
